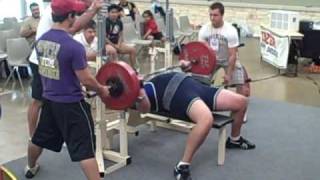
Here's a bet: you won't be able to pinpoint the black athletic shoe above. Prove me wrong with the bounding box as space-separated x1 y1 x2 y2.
24 164 40 179
174 164 192 180
226 136 256 150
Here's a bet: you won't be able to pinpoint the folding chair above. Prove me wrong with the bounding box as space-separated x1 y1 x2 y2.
122 23 153 66
121 16 134 24
179 16 198 40
3 38 31 92
123 23 152 45
173 17 193 42
3 17 19 34
0 29 19 60
0 23 6 31
155 16 182 40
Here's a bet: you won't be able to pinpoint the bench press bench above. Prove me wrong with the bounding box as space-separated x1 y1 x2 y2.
127 110 233 165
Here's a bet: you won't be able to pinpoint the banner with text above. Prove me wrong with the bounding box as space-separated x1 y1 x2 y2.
260 26 290 69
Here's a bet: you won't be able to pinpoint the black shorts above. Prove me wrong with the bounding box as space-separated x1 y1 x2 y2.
152 32 164 40
170 77 222 119
29 63 42 101
148 73 222 120
32 99 96 162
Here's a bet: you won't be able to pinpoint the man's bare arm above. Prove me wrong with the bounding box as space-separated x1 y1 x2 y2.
75 67 108 98
68 0 102 35
20 24 36 38
135 89 151 113
86 51 97 61
226 47 238 77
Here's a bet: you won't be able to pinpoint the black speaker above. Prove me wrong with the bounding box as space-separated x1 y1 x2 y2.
299 20 313 34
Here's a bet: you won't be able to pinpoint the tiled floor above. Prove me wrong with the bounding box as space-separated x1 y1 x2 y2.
0 37 320 165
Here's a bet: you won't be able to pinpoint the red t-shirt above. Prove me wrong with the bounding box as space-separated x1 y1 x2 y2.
144 19 159 34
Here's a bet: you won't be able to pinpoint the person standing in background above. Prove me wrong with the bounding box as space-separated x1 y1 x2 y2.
198 2 250 123
118 0 139 21
20 3 41 47
151 0 165 20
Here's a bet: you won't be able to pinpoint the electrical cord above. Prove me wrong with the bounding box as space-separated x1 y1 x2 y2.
249 72 282 83
305 75 320 94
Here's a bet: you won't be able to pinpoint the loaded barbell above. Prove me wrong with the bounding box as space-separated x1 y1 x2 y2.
94 41 217 110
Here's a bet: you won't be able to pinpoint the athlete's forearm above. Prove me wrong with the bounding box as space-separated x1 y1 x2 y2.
76 68 104 93
135 89 151 113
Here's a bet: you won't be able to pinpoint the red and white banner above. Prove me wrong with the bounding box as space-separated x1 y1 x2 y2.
260 26 290 69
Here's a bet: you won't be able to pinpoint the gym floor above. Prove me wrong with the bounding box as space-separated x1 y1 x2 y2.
1 37 320 165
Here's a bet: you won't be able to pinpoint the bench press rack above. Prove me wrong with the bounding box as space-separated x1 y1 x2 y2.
94 1 130 176
93 0 231 176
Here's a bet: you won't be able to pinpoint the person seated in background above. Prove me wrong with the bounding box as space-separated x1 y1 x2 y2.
150 0 166 20
74 20 97 61
118 0 139 21
20 2 41 46
105 4 137 68
142 10 165 42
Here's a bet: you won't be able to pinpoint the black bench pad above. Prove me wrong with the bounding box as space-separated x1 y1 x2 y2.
150 112 233 129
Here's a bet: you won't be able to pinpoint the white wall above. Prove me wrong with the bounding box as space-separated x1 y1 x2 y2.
0 0 46 21
134 0 320 36
0 0 23 21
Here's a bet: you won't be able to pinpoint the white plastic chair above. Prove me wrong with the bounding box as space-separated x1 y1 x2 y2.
155 17 166 35
0 29 19 59
0 23 6 31
173 17 192 39
3 17 18 24
122 23 153 68
134 14 144 38
3 17 19 34
3 38 31 91
121 16 134 24
154 14 162 19
123 23 152 46
179 16 198 39
155 16 182 40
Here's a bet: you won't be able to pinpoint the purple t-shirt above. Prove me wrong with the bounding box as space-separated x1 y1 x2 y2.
36 29 87 103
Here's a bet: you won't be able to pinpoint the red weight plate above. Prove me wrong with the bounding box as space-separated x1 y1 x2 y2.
179 41 216 75
96 61 140 110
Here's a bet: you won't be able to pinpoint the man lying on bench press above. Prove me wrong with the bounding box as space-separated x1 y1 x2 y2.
97 60 255 180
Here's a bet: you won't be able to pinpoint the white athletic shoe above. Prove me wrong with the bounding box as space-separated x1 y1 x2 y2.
24 164 40 179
